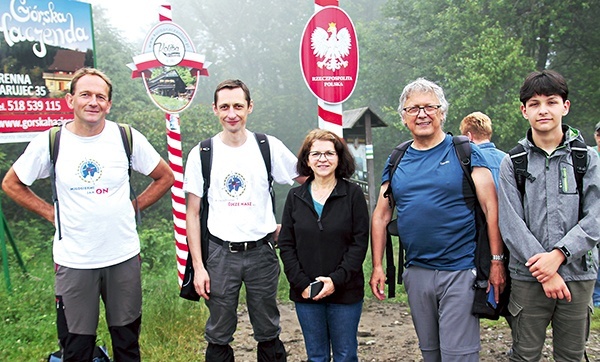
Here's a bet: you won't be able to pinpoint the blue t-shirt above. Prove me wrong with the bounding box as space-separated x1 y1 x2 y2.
477 142 506 188
381 135 489 271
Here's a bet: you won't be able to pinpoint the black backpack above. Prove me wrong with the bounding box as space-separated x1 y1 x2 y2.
383 135 508 319
508 138 588 219
179 133 273 301
49 123 137 240
508 138 590 270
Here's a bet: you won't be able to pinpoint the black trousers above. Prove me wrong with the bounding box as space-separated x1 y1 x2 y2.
206 337 286 362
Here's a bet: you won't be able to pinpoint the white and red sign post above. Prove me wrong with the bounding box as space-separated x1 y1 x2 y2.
300 0 359 137
129 4 209 286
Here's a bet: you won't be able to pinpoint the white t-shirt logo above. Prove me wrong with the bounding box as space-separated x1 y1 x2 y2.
78 159 103 183
223 172 246 198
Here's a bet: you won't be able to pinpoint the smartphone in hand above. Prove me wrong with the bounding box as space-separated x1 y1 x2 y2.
309 280 324 299
487 285 497 309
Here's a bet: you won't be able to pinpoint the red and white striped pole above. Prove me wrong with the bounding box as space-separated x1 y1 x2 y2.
159 3 172 22
159 4 187 286
315 0 343 137
166 113 187 286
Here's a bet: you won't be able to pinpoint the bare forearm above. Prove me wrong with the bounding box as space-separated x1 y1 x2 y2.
134 160 174 212
371 218 387 269
2 168 54 223
371 187 393 269
185 193 204 270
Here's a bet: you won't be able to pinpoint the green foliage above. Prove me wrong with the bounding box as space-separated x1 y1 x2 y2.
0 228 209 361
138 219 177 271
139 270 208 360
7 219 54 262
353 0 600 153
0 258 58 360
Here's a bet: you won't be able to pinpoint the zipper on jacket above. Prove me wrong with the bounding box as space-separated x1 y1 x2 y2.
582 250 592 272
560 166 569 193
294 192 325 231
295 185 344 232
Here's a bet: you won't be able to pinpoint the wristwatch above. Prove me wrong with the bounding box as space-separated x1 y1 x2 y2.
553 246 570 265
491 254 505 261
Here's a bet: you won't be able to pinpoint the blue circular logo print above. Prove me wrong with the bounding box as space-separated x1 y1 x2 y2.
223 172 246 198
78 159 102 183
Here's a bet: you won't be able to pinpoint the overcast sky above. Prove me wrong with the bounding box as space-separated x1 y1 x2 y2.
84 0 167 43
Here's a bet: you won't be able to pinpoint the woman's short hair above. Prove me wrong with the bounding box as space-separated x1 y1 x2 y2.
296 129 355 179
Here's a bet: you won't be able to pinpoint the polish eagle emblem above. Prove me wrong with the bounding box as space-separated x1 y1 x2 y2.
311 22 352 71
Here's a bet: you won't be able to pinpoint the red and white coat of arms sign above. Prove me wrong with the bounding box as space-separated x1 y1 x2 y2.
300 6 359 104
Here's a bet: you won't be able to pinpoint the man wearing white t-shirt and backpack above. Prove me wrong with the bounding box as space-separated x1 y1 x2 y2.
184 79 304 362
2 67 174 361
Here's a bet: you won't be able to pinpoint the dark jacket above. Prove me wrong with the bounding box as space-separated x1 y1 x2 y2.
278 178 369 304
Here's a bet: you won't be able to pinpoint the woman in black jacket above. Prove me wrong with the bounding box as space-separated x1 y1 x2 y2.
278 129 369 362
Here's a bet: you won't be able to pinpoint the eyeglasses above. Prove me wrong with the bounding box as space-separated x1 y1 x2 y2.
308 151 337 160
402 105 442 116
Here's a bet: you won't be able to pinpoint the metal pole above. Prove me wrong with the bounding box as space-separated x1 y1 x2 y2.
364 112 376 215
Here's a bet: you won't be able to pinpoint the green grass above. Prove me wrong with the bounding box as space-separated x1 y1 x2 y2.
0 255 210 361
2 229 599 361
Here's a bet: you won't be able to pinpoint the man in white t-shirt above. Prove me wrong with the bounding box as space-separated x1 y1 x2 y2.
2 68 174 361
184 79 304 362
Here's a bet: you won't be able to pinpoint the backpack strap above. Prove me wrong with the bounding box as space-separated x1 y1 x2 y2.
384 221 397 298
198 138 213 266
117 123 133 177
452 135 473 189
452 136 499 299
508 140 586 218
383 139 413 207
382 139 412 297
508 143 536 200
570 139 588 220
254 132 275 213
49 126 62 240
117 123 140 224
199 138 213 195
569 139 590 272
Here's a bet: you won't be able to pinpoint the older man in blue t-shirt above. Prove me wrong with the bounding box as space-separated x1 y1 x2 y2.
369 78 507 362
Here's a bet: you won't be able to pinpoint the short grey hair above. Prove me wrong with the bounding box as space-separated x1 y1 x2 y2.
397 78 449 122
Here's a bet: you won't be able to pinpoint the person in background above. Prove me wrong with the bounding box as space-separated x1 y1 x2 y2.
2 67 174 361
369 78 506 362
591 121 600 308
498 70 600 361
184 79 303 362
460 111 507 187
278 129 369 362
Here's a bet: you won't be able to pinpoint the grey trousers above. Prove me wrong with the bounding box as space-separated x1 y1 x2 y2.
204 237 282 345
403 266 480 362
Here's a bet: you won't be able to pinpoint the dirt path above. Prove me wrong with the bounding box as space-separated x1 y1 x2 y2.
230 300 600 361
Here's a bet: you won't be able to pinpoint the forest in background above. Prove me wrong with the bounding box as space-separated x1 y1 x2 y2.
1 0 599 267
1 1 600 359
